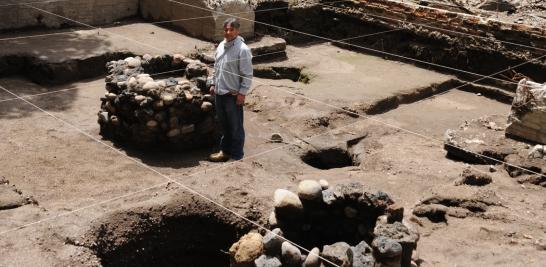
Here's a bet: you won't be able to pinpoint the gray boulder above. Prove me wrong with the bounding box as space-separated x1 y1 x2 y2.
281 241 302 266
321 242 353 267
263 228 284 256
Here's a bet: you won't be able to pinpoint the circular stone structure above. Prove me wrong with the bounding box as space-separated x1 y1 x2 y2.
98 55 217 149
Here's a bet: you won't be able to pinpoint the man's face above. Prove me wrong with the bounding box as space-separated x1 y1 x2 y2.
224 24 240 41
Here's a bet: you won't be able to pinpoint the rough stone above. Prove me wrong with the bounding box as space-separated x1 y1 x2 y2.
297 180 323 201
319 179 329 190
125 57 141 68
229 232 264 266
201 101 213 112
281 241 302 266
263 228 284 256
322 188 336 205
506 79 546 144
186 61 209 79
528 145 545 159
254 255 282 267
372 236 402 259
273 189 304 219
351 241 375 267
374 222 419 267
321 242 353 267
386 203 404 223
248 36 288 62
268 211 278 227
302 247 321 267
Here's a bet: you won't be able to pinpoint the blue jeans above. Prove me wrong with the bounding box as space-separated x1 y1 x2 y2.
215 94 245 159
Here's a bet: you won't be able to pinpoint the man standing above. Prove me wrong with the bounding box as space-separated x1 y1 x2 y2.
209 18 253 162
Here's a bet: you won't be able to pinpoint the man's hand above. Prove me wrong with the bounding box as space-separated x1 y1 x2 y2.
172 54 184 65
210 85 215 96
236 93 245 106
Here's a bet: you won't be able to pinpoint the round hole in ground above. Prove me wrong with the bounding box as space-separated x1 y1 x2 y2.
88 195 253 267
301 147 356 170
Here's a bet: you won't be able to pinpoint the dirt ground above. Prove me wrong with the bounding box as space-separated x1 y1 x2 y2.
1 22 545 267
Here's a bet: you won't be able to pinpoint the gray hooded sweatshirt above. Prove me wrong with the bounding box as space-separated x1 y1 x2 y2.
212 36 253 96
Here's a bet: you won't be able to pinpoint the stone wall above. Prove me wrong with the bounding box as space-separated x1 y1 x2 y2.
139 0 255 42
0 0 139 30
506 79 546 144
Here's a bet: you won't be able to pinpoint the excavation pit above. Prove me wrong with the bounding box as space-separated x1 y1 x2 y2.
87 195 256 267
301 147 356 170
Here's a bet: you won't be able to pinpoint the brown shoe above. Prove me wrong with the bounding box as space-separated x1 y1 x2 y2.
209 151 230 162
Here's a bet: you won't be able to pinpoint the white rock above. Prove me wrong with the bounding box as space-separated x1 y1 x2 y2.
143 81 159 90
161 94 174 105
303 247 320 267
297 180 323 201
137 75 153 85
135 95 146 102
127 77 137 88
156 80 166 88
201 101 213 112
184 91 193 101
106 92 117 100
125 57 141 68
268 211 278 227
528 144 544 159
143 54 153 61
274 189 303 210
178 80 191 86
319 179 329 190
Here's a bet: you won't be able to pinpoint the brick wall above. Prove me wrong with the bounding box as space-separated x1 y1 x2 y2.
328 0 546 52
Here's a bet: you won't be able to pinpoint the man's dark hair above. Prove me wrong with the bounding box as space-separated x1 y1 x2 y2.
223 18 240 29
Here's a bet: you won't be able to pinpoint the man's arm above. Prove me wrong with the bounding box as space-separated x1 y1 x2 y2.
210 48 220 95
238 46 253 96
